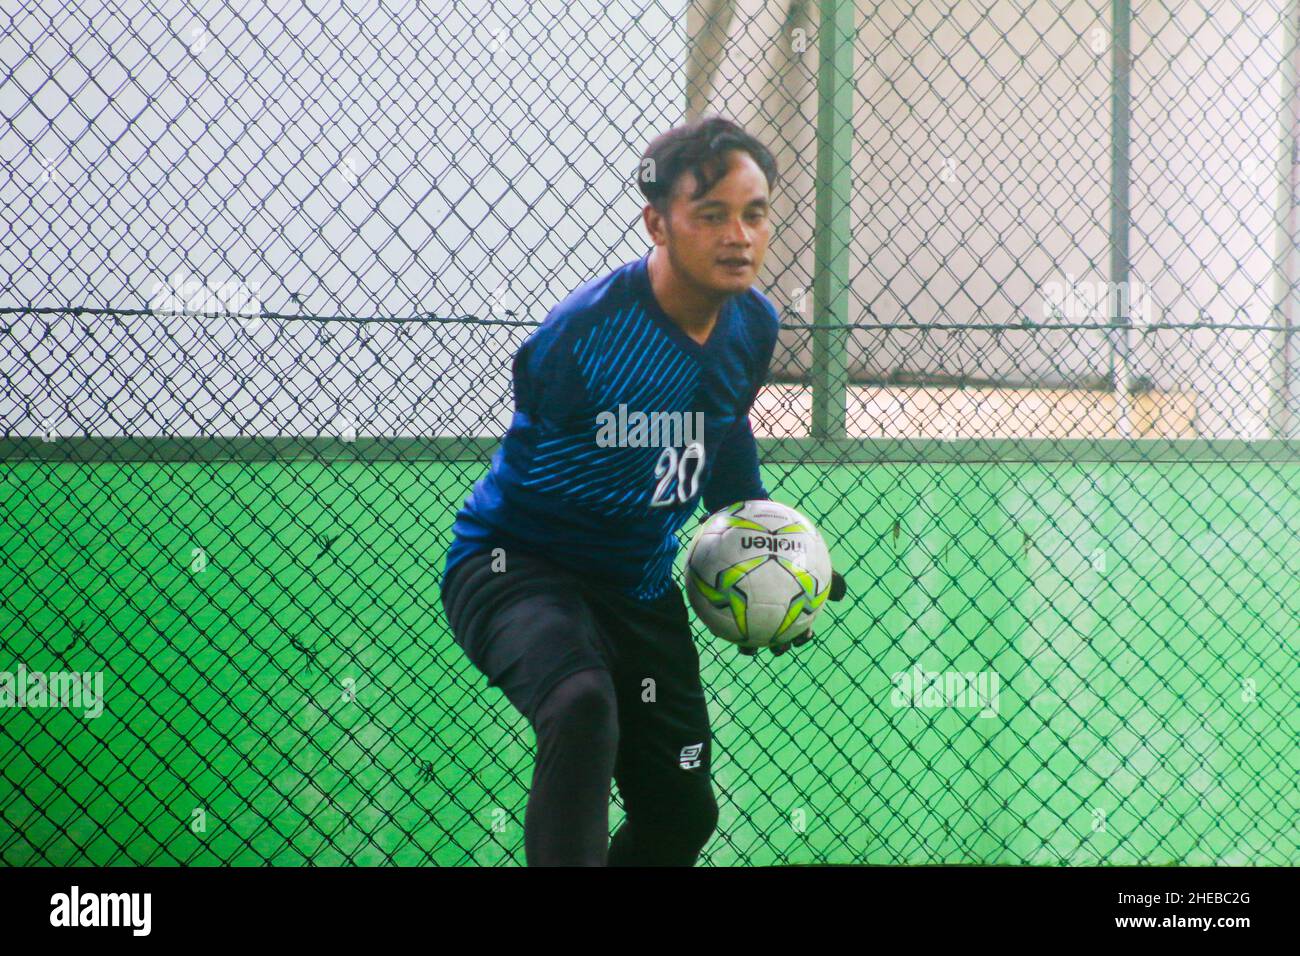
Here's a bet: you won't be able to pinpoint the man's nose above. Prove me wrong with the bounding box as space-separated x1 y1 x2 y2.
725 217 751 246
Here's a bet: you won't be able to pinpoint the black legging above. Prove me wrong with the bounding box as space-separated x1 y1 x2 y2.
526 668 718 866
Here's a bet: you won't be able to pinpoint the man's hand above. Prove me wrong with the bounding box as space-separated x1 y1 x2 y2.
739 570 847 657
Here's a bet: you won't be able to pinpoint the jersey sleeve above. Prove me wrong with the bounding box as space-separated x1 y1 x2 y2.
512 320 588 429
701 412 767 513
701 300 779 513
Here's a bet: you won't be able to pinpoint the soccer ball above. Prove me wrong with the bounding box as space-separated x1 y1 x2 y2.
684 499 834 649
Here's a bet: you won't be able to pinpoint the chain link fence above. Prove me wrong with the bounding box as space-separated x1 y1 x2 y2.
1 0 1297 865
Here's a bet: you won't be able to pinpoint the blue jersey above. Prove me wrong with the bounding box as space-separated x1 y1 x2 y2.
443 251 779 601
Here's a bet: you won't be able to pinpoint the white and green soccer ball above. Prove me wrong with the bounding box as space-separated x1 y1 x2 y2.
684 499 834 649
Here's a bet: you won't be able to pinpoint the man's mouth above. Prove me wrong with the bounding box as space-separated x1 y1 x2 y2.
719 258 751 269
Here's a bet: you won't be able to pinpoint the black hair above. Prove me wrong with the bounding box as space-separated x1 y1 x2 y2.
636 116 779 215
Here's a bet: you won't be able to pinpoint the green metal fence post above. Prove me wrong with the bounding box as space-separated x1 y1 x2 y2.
1110 0 1133 439
812 0 853 440
1269 2 1300 439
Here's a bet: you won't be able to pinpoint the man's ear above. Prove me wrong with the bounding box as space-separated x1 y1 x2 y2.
643 203 668 246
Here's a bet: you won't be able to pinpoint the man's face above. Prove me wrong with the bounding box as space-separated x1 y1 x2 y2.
647 150 772 296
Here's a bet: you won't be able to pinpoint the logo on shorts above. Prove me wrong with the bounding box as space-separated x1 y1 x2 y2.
679 742 703 770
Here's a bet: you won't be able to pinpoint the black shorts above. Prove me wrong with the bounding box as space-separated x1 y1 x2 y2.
439 548 713 779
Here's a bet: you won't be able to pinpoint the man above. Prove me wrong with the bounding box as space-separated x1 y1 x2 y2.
439 116 844 866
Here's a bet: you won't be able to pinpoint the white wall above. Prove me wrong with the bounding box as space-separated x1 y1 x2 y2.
691 0 1294 437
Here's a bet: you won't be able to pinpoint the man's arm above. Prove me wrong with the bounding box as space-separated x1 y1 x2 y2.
512 323 588 429
701 312 776 512
701 410 766 513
